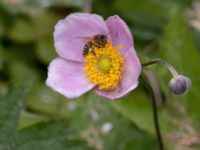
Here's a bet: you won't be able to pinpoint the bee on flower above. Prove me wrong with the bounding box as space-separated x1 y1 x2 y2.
46 13 141 100
82 34 107 56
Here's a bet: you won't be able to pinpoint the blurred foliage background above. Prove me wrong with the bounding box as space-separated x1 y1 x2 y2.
0 0 200 149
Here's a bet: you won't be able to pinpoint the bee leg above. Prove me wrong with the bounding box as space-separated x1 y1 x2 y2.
91 50 96 56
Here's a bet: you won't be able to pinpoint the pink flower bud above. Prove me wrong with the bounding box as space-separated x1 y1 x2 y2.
169 75 191 95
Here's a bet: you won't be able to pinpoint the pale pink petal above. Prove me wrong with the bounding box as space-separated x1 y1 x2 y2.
95 47 141 100
46 57 95 99
106 15 133 55
54 13 109 62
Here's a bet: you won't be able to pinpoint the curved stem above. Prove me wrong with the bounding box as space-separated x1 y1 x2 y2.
142 59 178 77
152 90 164 150
141 72 164 150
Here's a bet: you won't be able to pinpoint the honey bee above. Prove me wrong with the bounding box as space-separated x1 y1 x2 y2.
82 34 107 56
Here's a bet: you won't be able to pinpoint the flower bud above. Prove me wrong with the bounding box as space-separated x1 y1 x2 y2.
169 75 191 95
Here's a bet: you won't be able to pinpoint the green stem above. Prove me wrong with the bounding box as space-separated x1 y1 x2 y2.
142 59 178 77
141 73 164 150
152 90 164 150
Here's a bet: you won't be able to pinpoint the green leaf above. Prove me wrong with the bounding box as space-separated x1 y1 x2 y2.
192 28 200 51
122 135 156 150
0 85 94 150
2 45 36 63
111 89 155 133
26 84 70 119
8 19 37 43
0 46 4 70
8 12 60 43
0 20 4 37
0 81 8 96
15 122 93 150
18 111 49 130
2 46 41 86
0 85 28 143
35 35 57 64
8 61 40 85
114 0 191 15
111 88 172 134
68 92 157 150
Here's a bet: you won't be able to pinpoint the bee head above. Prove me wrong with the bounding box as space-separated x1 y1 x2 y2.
98 34 107 42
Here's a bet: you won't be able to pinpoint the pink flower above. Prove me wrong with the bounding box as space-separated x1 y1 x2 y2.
46 13 141 100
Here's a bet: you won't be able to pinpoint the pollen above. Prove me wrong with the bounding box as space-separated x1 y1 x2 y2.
83 42 124 90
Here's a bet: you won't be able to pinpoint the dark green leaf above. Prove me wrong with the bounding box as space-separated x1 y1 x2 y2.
0 85 93 150
0 85 28 143
15 121 93 150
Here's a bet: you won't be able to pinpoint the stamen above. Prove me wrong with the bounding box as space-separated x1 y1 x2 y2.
83 42 124 90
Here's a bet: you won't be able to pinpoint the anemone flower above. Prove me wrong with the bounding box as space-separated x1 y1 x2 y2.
46 13 141 100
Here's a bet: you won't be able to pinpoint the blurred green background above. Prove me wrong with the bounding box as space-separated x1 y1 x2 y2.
0 0 200 149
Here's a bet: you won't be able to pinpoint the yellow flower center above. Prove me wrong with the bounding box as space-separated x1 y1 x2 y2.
97 55 112 73
83 42 124 90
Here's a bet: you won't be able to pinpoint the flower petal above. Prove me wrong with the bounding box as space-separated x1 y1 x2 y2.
95 47 141 100
46 57 95 99
54 13 109 62
106 15 133 54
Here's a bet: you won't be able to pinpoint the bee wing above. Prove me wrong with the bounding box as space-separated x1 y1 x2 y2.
75 33 110 42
